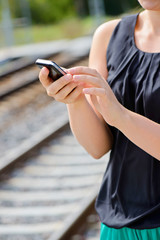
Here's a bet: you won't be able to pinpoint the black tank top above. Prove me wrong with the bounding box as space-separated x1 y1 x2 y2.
95 14 160 229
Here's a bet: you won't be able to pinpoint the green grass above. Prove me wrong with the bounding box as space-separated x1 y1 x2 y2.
2 17 95 47
1 16 115 47
31 17 93 42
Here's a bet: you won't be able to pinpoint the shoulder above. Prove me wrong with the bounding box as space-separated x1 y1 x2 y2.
89 19 121 79
95 19 121 36
92 19 121 47
90 19 121 64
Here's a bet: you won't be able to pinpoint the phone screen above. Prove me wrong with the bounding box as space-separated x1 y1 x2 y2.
36 59 66 81
47 65 64 81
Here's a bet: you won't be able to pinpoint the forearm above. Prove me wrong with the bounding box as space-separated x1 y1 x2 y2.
67 95 113 159
117 107 160 160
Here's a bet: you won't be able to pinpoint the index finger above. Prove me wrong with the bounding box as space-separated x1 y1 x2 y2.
68 66 99 77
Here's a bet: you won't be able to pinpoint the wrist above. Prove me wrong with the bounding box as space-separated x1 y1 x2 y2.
67 94 87 109
112 104 129 130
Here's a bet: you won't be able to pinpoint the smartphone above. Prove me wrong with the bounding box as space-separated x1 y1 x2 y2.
36 58 66 81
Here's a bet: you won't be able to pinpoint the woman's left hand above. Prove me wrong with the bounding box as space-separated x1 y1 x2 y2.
68 66 124 127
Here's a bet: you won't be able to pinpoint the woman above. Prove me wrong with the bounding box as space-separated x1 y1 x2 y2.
39 0 160 239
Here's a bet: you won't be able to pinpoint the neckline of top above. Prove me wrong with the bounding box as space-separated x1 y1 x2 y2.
132 12 160 55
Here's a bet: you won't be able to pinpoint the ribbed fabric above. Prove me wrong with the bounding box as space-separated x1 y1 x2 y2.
100 223 160 240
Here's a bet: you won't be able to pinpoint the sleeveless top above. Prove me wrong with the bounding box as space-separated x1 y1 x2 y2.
95 13 160 229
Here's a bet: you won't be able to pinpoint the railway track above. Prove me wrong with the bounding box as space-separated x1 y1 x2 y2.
0 36 109 239
0 39 69 77
0 52 88 100
0 55 88 160
0 36 92 99
0 123 108 240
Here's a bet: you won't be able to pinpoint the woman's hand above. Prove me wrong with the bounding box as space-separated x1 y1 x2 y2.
68 66 124 127
39 67 84 104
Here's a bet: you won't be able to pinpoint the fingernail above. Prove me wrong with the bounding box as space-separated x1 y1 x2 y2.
68 68 75 74
41 67 49 75
66 74 72 80
83 88 89 94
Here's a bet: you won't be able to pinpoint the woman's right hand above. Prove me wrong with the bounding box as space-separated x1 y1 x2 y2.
39 67 84 104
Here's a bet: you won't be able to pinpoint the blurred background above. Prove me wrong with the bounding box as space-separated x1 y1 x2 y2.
0 1 141 240
0 0 140 47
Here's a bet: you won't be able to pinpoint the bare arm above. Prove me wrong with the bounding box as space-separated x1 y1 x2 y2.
67 96 112 159
39 20 120 159
69 64 160 163
65 19 160 161
67 20 120 158
116 108 160 160
69 63 160 161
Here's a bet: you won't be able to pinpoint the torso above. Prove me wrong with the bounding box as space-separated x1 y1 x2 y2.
95 13 160 229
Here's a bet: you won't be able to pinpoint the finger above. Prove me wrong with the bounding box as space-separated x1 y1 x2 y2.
90 94 102 115
68 66 100 77
83 87 106 97
46 74 73 96
54 82 78 100
65 85 84 104
39 67 53 88
73 74 99 87
50 73 72 93
90 94 98 105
